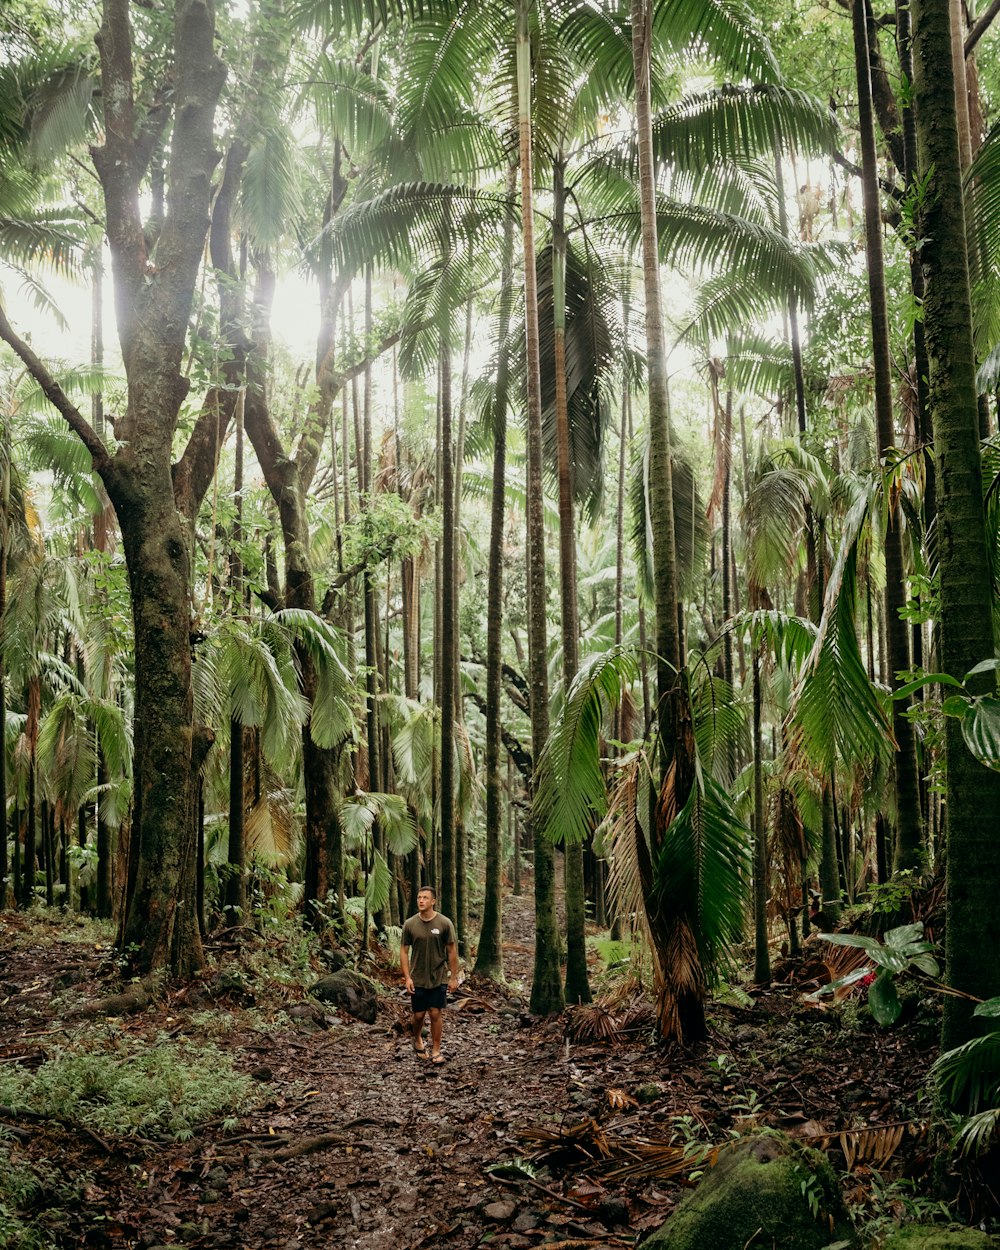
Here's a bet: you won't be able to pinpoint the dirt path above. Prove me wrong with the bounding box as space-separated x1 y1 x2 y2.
1 896 940 1249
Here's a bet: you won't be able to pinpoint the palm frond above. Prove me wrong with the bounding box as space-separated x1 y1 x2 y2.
535 646 640 848
791 490 891 773
655 85 836 171
321 182 512 282
932 1030 1000 1114
652 0 780 82
299 56 392 154
654 764 752 984
269 608 355 750
240 118 304 251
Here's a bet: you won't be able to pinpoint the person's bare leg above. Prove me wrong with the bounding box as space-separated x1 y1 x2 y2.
412 1010 427 1053
429 1007 443 1059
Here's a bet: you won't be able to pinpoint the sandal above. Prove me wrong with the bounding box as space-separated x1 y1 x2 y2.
431 1053 446 1065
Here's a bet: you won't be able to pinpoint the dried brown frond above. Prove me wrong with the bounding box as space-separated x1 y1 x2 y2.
768 786 806 915
656 760 679 836
821 942 870 986
521 1117 613 1166
836 1121 927 1171
655 917 706 1042
605 755 653 956
246 790 296 865
452 994 494 1013
617 1002 656 1033
604 1087 638 1111
565 1003 622 1043
605 1139 720 1183
598 976 646 1013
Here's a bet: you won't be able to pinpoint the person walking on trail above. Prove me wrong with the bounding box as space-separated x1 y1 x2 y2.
400 885 459 1064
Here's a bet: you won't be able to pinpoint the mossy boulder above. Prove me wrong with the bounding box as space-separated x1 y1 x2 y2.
881 1227 999 1250
308 970 379 1023
641 1131 855 1250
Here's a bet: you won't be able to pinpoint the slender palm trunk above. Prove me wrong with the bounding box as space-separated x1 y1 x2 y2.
475 161 518 980
226 389 247 921
439 276 457 925
631 0 703 1041
911 0 1000 1052
552 156 591 1006
752 647 770 985
518 0 563 1016
853 0 924 871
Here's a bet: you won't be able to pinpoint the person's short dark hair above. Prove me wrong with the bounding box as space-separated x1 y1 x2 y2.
418 884 436 897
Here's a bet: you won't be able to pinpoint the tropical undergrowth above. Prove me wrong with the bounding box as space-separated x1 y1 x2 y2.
0 1029 260 1141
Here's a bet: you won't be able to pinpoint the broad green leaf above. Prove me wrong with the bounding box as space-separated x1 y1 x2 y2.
964 657 1000 680
868 972 901 1026
892 673 965 698
961 697 1000 767
885 922 925 949
973 996 1000 1018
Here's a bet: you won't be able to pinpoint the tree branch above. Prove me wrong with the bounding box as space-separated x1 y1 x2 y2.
465 691 533 779
832 150 902 201
966 0 1000 54
0 303 112 476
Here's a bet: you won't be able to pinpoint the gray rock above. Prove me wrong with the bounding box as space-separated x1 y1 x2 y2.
309 970 379 1024
484 1200 517 1222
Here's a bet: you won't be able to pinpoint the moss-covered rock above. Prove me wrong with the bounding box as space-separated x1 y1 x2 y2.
880 1226 998 1250
640 1131 856 1250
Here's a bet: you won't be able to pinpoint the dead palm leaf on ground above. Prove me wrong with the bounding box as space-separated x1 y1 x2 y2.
565 1003 623 1043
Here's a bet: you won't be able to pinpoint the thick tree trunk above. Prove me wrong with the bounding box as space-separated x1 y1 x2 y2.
911 0 1000 1053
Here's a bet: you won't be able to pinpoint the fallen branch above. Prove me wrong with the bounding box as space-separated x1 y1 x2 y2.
273 1133 348 1160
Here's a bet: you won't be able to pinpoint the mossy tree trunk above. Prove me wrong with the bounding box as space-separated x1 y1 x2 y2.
911 0 1000 1052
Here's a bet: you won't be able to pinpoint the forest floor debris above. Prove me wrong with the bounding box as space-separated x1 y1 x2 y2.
0 898 957 1249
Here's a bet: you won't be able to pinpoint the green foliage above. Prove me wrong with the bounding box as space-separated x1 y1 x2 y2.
0 1034 260 1140
342 491 434 569
812 923 940 1026
653 766 752 985
932 997 1000 1147
534 646 639 848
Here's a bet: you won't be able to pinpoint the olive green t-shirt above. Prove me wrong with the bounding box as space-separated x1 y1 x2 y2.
401 912 457 989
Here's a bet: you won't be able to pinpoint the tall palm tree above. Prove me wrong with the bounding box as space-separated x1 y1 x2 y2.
910 0 1000 1054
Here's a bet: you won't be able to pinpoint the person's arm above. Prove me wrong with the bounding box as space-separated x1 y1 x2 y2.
446 934 459 992
400 936 415 995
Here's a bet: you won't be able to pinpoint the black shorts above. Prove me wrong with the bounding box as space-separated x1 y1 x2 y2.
411 984 447 1012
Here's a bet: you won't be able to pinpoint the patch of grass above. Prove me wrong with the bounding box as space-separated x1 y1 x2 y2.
0 1033 261 1141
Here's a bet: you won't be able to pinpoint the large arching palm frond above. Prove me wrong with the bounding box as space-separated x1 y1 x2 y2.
397 242 499 377
743 465 807 587
629 439 709 601
652 0 780 83
238 118 306 252
0 41 97 162
289 0 442 38
967 121 1000 366
790 487 891 774
654 85 837 172
534 645 640 849
265 608 355 750
691 670 748 786
320 182 512 280
298 55 394 156
653 762 752 987
716 332 795 400
531 239 626 522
